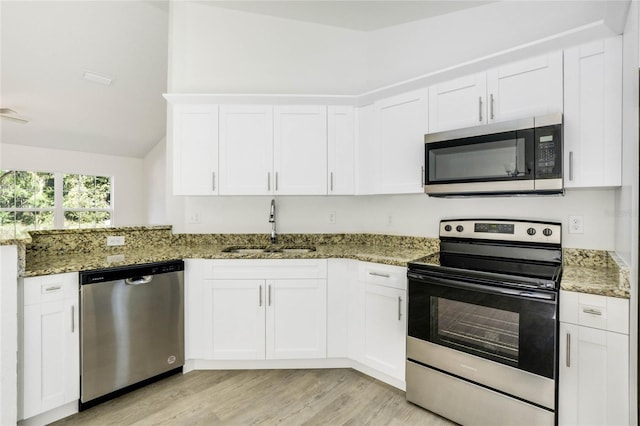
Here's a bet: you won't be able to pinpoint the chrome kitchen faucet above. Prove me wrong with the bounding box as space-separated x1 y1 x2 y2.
269 199 277 244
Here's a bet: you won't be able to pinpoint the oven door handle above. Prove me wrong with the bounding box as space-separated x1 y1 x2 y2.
407 272 556 302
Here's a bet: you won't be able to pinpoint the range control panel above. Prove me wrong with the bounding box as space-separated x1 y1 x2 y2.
440 219 561 245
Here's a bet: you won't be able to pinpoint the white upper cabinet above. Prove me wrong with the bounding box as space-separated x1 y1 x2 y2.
486 51 563 122
374 89 428 194
327 106 355 195
563 36 622 188
274 106 328 195
219 105 274 195
427 52 563 135
172 104 219 195
429 73 487 132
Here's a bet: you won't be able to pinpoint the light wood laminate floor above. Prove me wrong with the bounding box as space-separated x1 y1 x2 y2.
53 369 456 425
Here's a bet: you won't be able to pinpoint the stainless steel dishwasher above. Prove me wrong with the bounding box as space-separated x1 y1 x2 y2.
79 260 184 409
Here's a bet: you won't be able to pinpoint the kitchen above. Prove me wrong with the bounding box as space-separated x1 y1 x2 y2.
0 1 638 425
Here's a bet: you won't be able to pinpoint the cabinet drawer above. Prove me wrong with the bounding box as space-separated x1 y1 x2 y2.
206 259 328 280
23 273 78 306
560 290 628 334
358 262 407 290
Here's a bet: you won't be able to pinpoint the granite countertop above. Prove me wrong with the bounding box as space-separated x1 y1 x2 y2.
21 231 438 277
11 227 631 299
22 242 433 277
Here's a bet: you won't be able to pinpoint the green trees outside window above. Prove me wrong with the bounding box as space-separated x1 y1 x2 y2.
0 170 112 238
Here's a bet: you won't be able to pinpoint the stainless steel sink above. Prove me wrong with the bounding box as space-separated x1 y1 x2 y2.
222 246 316 254
223 247 269 254
277 247 316 253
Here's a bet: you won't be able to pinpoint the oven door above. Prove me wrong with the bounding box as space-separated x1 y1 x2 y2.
408 271 557 378
407 271 557 411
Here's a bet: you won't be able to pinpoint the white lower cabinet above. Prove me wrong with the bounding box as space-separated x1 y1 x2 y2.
20 272 79 421
187 259 327 361
559 290 629 426
356 262 407 382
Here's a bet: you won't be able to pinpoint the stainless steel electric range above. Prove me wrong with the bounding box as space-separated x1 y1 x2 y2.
406 219 562 425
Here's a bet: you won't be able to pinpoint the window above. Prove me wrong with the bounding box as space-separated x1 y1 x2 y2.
0 170 112 238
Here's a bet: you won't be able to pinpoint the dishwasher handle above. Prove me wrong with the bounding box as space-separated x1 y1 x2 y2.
125 276 153 286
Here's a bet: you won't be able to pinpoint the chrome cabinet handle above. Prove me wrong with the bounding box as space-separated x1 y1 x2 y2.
268 285 272 306
330 172 334 192
259 285 263 307
583 307 602 316
275 172 279 191
71 305 75 333
478 96 483 122
212 172 216 191
267 172 271 191
369 271 390 278
398 297 402 321
566 333 571 367
45 285 61 292
489 94 495 120
569 151 574 181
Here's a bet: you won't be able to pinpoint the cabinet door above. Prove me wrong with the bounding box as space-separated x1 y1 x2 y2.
266 279 327 359
273 106 327 195
209 280 265 360
172 104 219 195
219 105 274 195
428 73 487 132
327 106 355 195
374 89 428 194
22 296 78 419
559 323 629 426
563 37 622 188
363 284 406 381
486 51 563 122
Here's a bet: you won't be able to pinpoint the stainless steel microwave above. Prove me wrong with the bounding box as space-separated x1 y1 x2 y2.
424 113 563 196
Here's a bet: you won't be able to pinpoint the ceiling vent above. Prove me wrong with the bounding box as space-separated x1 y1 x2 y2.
82 70 114 86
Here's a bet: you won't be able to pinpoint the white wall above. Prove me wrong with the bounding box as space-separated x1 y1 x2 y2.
169 2 367 94
169 1 612 96
179 189 616 249
143 137 167 224
365 1 607 90
0 143 147 226
617 2 639 423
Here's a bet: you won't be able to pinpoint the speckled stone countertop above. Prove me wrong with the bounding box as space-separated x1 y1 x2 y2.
10 226 630 299
561 249 630 299
20 228 439 277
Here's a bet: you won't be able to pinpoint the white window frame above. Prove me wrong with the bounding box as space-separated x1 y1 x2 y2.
0 170 114 236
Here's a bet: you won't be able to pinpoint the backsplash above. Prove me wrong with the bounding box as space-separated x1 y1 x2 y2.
26 226 174 255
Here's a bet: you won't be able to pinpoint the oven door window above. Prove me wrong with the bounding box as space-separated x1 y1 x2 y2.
432 297 519 367
408 277 557 379
426 129 534 184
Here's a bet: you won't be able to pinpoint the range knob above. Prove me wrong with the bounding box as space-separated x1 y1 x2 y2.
444 224 452 232
527 227 536 236
456 225 464 232
543 228 553 237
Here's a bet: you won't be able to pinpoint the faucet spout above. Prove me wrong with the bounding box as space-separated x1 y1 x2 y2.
269 199 277 244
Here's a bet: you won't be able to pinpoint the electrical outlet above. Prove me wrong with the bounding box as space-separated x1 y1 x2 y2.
188 212 201 224
106 236 125 246
328 211 336 224
387 215 393 226
107 254 125 263
568 215 584 234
